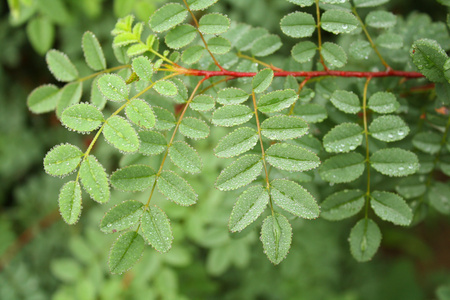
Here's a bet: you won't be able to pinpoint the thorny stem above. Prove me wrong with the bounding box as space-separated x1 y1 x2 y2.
363 77 372 219
237 52 284 72
251 91 274 215
182 0 224 71
315 0 328 71
352 7 390 70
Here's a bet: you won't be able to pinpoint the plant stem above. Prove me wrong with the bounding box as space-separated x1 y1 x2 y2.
315 0 328 71
77 65 131 82
236 52 283 72
363 77 372 219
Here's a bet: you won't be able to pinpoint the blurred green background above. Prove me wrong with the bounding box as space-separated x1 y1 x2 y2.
1 0 450 299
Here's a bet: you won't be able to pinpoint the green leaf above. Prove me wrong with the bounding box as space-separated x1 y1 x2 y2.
100 200 144 234
294 103 328 123
103 116 139 153
56 82 83 117
349 40 372 60
376 33 403 49
235 27 269 51
91 77 106 110
371 148 419 177
110 165 156 192
322 42 347 68
412 132 442 154
411 39 448 83
258 89 298 113
79 155 110 203
138 131 167 156
370 191 412 226
365 11 397 28
330 90 360 113
97 74 129 102
287 0 314 6
46 49 78 82
165 24 197 49
44 143 83 177
186 0 219 10
215 154 263 191
27 84 59 114
321 189 365 221
229 186 269 232
260 213 292 265
321 10 358 34
157 170 197 206
251 35 282 57
271 179 319 219
58 181 82 225
207 36 231 54
82 31 106 71
168 141 202 174
127 43 148 57
280 12 316 38
154 80 178 96
349 218 381 262
291 41 317 63
319 153 365 183
217 88 249 105
149 3 187 33
125 99 156 129
182 45 205 65
261 115 309 140
395 176 427 199
199 13 230 35
214 127 258 158
152 107 175 131
27 16 54 55
132 56 153 81
353 0 388 7
265 143 320 172
369 115 409 142
252 69 274 94
191 94 215 111
368 91 399 113
141 206 173 253
109 231 145 274
179 117 210 140
61 103 104 133
212 105 253 127
323 123 363 153
428 182 450 215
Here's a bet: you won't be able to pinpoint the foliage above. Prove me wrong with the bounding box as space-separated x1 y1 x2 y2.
2 0 450 298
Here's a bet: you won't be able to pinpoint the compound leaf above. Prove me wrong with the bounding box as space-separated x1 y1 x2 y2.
138 131 167 156
98 74 129 102
186 0 219 10
291 41 317 63
270 179 319 219
229 186 269 232
252 68 274 94
214 127 258 158
368 91 399 113
179 117 210 140
280 12 316 38
56 82 83 118
258 89 298 113
207 36 231 54
266 143 320 172
323 123 363 153
157 170 197 206
44 143 83 177
428 182 450 215
46 49 78 82
82 31 106 71
260 115 309 140
153 107 176 131
251 34 282 57
365 11 397 29
79 155 110 203
369 115 409 142
149 3 187 33
321 9 358 34
153 80 177 96
100 200 144 234
132 56 153 81
330 90 360 114
412 132 443 154
168 141 202 174
321 42 347 68
27 16 54 55
260 213 292 265
27 84 59 114
321 189 365 221
61 103 104 133
125 99 156 129
109 231 145 274
319 153 365 183
199 13 230 35
411 39 448 83
370 148 419 177
349 218 381 262
182 45 205 64
212 105 253 127
141 206 173 253
58 181 82 225
370 191 412 226
353 0 389 7
217 88 249 105
110 165 156 192
191 95 215 111
165 24 197 49
103 116 139 153
215 154 263 191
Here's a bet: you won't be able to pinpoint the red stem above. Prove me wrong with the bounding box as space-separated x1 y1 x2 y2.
183 68 424 79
